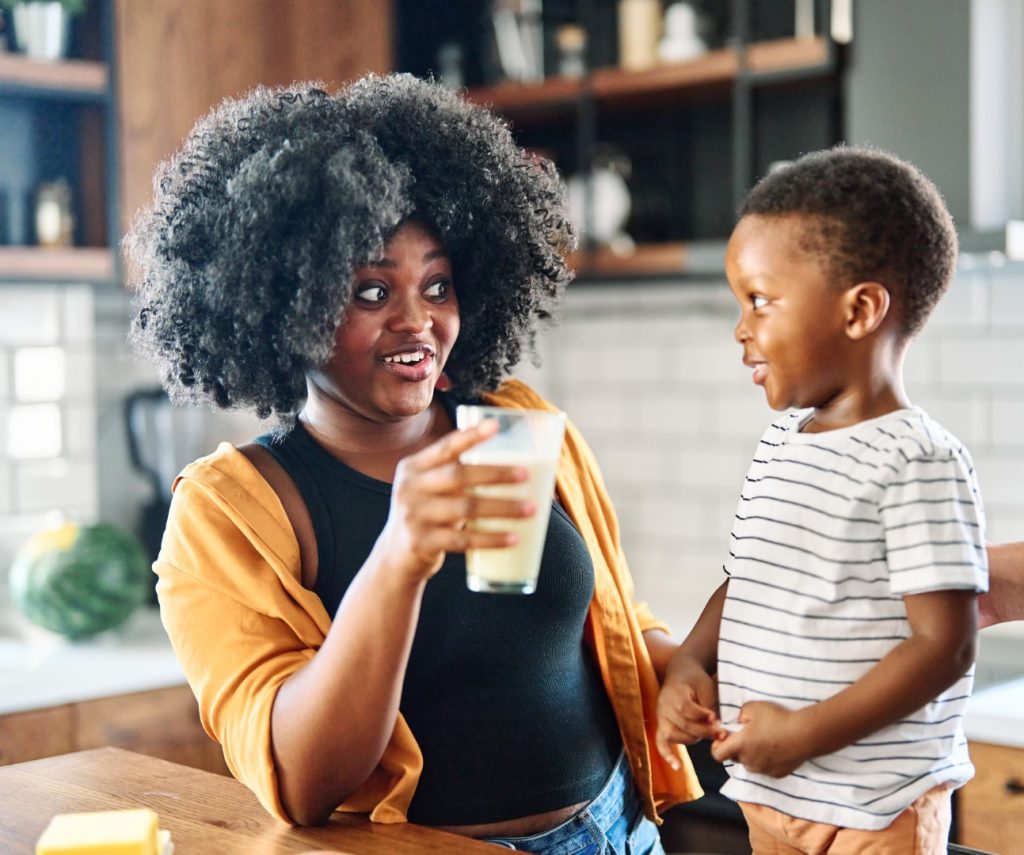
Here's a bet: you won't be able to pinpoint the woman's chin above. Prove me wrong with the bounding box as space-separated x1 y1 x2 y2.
378 384 438 420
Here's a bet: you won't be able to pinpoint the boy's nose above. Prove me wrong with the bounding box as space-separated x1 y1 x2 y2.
734 316 750 342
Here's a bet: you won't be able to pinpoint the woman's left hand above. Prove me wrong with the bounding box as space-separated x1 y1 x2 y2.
709 701 810 778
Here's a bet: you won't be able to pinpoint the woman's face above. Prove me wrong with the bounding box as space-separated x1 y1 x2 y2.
314 220 460 422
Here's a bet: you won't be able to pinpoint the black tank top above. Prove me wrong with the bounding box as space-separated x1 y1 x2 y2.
254 395 622 825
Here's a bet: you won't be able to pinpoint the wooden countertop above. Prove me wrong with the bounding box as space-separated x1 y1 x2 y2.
0 747 497 853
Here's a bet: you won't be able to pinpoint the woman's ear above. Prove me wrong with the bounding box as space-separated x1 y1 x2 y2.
436 371 453 391
843 281 890 340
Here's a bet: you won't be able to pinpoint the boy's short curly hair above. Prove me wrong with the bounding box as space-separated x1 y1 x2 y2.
740 145 957 337
126 74 576 420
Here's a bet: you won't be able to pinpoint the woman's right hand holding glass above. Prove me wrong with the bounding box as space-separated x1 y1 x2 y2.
375 420 536 585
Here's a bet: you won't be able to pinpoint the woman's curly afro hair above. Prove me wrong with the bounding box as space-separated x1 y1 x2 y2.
126 73 576 420
741 145 957 337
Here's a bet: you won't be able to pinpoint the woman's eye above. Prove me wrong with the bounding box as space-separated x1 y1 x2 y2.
355 283 387 304
752 294 769 310
424 279 450 301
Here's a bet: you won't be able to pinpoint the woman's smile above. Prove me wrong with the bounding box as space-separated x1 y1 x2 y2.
380 344 437 381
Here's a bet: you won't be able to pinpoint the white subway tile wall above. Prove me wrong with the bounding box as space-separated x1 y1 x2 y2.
14 346 66 402
6 403 62 459
515 267 1024 637
3 265 1020 646
0 285 97 583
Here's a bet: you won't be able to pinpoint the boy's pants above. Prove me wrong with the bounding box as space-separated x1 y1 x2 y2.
738 784 951 855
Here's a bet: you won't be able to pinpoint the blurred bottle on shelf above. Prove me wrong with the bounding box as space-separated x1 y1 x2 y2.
659 2 706 63
618 0 661 71
555 23 586 78
437 41 465 89
567 149 634 254
34 178 74 248
489 0 544 82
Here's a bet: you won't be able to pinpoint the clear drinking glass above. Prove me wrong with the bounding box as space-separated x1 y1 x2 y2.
456 405 566 594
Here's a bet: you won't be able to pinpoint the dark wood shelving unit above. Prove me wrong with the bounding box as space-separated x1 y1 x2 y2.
0 0 118 285
0 246 115 282
404 2 845 280
0 53 108 98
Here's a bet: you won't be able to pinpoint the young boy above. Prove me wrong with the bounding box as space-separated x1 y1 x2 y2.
656 146 988 854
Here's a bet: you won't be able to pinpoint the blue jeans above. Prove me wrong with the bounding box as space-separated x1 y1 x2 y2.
483 751 666 854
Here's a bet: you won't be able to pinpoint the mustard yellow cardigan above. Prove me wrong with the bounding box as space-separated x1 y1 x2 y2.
155 379 701 824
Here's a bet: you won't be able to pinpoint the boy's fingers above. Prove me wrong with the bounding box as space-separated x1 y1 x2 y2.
710 731 742 763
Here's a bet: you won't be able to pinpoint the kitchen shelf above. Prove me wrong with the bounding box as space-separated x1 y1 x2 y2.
399 2 843 280
0 246 115 283
0 53 109 100
568 238 733 280
569 242 686 278
744 34 829 77
0 0 118 276
467 37 831 119
465 75 583 120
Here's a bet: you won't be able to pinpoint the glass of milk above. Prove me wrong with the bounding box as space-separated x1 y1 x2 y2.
456 405 566 594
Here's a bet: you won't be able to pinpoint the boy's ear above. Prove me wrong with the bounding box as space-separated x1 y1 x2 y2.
843 281 890 340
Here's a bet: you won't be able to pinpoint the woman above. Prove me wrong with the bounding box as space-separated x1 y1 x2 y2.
126 73 700 852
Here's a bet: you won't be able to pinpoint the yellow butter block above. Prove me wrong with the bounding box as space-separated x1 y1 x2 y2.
36 808 159 855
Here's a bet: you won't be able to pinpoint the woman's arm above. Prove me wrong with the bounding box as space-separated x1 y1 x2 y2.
712 588 977 776
270 421 533 825
981 541 1024 627
643 629 678 683
654 581 729 767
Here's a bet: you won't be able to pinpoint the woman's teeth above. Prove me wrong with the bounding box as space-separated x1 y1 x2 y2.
384 351 426 364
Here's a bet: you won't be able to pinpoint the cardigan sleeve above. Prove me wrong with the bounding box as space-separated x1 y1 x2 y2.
155 451 423 825
155 468 324 823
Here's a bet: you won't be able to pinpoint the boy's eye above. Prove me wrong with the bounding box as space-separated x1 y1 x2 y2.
751 294 769 310
355 283 387 304
424 279 450 301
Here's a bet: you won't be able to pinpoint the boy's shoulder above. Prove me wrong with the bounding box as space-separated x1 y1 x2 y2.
869 407 970 464
761 407 971 466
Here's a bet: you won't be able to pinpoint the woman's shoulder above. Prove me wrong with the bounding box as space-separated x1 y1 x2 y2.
172 442 291 533
166 442 302 576
482 378 559 412
176 441 268 492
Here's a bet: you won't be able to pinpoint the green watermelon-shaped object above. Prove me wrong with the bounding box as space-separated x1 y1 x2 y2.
9 522 152 641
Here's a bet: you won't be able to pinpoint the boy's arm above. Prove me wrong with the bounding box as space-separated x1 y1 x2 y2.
712 588 977 777
656 581 729 768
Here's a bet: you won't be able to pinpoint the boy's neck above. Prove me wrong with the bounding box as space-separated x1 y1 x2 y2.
802 339 911 433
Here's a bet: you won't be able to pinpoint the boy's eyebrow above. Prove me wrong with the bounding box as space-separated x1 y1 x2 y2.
366 248 450 269
733 272 770 286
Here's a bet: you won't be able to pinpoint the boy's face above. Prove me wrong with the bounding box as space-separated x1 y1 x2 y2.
725 214 852 412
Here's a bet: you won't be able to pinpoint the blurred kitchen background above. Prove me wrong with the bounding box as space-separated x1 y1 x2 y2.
0 1 1022 850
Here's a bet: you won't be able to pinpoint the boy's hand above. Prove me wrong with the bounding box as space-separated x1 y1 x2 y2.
655 651 726 769
710 700 809 777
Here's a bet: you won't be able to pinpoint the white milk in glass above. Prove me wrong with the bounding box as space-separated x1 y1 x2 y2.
460 449 557 594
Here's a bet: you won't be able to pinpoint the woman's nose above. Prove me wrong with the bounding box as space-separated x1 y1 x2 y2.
387 290 431 333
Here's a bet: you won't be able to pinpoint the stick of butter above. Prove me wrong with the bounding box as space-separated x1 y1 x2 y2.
35 808 173 855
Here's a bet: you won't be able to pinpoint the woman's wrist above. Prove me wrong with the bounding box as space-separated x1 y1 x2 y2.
363 539 434 595
643 630 679 682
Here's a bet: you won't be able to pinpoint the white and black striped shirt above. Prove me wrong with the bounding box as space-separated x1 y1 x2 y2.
718 407 988 830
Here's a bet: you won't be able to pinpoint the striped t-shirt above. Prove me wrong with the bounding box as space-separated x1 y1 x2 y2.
718 407 988 830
